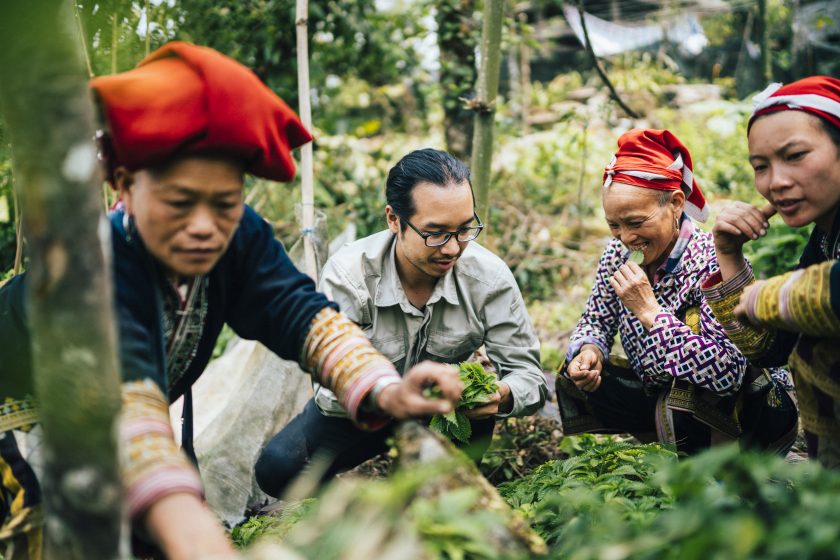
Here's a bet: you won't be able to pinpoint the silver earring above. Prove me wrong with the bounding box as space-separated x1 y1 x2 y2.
674 216 679 230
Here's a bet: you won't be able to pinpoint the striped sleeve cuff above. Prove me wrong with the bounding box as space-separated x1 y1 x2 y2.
120 380 203 521
302 308 401 429
701 262 774 360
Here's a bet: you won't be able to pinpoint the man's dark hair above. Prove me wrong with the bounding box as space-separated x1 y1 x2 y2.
386 148 472 229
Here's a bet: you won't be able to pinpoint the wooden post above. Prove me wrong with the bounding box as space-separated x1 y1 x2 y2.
296 0 317 281
0 1 124 558
469 0 504 226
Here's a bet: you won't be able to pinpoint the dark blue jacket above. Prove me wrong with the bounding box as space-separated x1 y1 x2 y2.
1 205 336 403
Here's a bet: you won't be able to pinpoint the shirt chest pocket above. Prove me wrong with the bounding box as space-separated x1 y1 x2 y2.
423 331 482 364
370 334 407 367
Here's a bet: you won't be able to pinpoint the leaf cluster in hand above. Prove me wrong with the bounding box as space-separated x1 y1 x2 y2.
429 362 499 443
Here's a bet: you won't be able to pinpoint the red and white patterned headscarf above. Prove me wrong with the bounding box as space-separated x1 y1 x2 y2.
749 75 840 132
603 128 708 222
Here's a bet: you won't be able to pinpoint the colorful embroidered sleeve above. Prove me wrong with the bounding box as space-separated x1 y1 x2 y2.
565 242 623 367
701 264 798 367
635 297 748 395
120 380 203 521
301 307 402 430
745 260 840 337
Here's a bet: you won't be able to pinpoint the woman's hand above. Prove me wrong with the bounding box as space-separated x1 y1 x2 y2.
144 492 238 560
567 344 604 392
712 202 776 280
610 261 663 329
733 280 765 327
377 361 463 418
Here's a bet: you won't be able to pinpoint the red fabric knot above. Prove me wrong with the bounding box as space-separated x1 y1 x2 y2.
90 41 312 183
602 128 708 222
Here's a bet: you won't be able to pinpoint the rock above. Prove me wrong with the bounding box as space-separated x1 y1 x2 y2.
170 337 313 527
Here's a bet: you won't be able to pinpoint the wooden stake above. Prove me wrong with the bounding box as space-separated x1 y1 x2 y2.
296 0 317 281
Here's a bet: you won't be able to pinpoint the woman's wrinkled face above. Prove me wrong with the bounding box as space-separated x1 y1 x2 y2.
602 182 684 266
748 111 840 231
117 155 245 278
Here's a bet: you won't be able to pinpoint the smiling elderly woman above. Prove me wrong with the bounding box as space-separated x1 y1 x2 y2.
556 129 797 455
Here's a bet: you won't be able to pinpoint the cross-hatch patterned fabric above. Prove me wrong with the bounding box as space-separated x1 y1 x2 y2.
565 218 789 396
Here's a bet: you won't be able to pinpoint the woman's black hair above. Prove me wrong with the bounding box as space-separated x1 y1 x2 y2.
818 116 840 151
386 148 472 229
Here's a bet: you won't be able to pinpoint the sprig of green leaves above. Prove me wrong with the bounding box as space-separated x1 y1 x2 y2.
429 362 499 443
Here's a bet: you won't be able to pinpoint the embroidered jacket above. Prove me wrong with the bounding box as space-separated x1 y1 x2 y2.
702 221 840 464
565 216 787 395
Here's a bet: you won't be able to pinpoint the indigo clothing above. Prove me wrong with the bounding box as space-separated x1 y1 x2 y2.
1 205 335 403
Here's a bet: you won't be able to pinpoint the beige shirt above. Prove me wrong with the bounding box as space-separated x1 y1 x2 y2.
314 230 547 418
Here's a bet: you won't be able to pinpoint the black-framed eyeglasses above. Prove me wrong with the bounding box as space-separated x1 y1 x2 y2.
400 213 484 247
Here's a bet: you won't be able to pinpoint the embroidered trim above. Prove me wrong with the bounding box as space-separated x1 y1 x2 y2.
120 380 202 519
302 308 401 427
0 397 38 433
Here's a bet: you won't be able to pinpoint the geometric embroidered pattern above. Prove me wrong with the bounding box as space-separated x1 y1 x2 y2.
566 221 782 395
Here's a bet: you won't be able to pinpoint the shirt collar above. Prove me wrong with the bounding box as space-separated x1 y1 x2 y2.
374 234 460 311
658 212 695 277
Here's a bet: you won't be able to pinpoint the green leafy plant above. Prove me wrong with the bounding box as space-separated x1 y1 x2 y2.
429 362 499 443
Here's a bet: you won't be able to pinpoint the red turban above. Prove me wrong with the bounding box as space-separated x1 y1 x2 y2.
90 41 312 182
749 76 840 132
602 129 708 222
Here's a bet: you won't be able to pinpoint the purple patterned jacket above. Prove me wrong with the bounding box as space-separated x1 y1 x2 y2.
565 217 787 395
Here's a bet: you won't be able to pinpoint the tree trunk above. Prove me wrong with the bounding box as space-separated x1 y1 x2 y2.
470 0 505 226
0 1 124 558
437 0 477 163
757 0 772 82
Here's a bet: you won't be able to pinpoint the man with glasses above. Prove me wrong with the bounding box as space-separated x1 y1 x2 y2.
256 148 547 497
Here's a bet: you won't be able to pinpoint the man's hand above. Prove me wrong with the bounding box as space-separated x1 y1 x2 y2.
376 360 463 419
463 381 512 419
144 492 237 560
610 261 662 329
567 344 603 392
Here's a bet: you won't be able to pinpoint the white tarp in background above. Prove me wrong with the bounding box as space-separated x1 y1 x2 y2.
562 5 709 57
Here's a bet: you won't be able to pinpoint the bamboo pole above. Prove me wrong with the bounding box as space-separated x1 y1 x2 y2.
469 0 505 226
112 12 118 73
0 0 123 557
145 0 150 57
757 0 771 82
296 0 317 281
12 178 22 275
71 0 93 77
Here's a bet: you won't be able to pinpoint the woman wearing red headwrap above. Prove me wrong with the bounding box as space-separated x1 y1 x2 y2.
703 76 840 467
0 42 462 559
556 128 797 455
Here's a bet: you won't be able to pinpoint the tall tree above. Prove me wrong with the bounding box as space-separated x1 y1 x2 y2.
0 1 123 558
437 0 478 162
470 0 505 225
